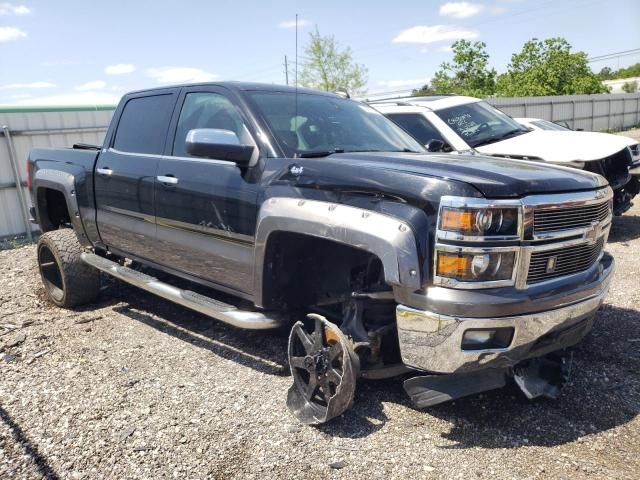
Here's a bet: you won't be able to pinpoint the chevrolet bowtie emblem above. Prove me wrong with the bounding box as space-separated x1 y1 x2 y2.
583 220 601 244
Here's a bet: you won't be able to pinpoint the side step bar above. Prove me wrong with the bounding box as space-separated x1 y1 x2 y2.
81 252 283 330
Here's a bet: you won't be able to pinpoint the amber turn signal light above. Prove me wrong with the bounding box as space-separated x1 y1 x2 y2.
437 252 472 279
440 209 475 233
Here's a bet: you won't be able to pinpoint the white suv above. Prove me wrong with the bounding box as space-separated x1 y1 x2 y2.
372 95 639 214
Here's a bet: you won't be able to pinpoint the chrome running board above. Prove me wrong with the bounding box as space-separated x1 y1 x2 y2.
81 253 283 330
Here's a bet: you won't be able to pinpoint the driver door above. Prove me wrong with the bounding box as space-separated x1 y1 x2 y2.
153 86 260 296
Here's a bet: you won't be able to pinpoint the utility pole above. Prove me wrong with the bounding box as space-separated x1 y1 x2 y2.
284 55 289 85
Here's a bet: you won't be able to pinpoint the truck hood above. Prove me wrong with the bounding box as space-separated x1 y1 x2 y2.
316 152 605 198
476 130 635 163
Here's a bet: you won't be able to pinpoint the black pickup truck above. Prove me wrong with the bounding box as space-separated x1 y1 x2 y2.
28 83 615 424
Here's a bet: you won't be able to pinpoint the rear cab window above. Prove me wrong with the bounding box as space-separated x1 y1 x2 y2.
113 94 175 154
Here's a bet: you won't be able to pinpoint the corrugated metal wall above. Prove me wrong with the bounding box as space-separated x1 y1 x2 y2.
488 93 640 132
1 94 640 240
0 107 113 239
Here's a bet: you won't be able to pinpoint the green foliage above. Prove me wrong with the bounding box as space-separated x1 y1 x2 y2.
411 83 439 96
299 27 368 95
615 63 640 79
622 80 638 93
600 63 640 81
427 40 497 97
0 236 33 251
495 38 608 96
598 66 614 80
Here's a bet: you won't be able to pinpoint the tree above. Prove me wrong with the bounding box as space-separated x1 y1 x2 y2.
299 27 368 95
622 80 638 93
411 83 439 96
495 37 608 96
607 63 640 80
427 40 496 97
598 66 613 80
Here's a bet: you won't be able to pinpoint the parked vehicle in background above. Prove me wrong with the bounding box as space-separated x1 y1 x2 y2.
28 83 615 425
515 118 573 131
373 95 639 214
515 117 640 181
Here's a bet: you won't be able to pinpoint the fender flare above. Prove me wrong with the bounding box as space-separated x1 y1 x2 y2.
32 169 90 246
254 197 422 307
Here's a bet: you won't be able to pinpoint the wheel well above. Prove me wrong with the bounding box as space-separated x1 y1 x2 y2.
261 231 387 312
36 188 71 232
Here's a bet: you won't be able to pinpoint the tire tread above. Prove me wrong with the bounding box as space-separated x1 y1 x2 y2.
37 229 100 308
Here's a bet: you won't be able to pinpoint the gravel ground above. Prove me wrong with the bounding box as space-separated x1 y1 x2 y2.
1 206 639 480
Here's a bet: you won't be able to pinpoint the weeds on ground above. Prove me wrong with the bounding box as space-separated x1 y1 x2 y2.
0 236 34 251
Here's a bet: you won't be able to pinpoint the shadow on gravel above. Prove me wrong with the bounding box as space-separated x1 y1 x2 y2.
316 377 412 438
609 212 640 243
113 304 290 376
96 279 639 446
0 405 60 479
104 282 290 377
319 305 639 445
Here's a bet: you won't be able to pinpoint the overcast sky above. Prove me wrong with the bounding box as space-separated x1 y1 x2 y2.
0 0 638 106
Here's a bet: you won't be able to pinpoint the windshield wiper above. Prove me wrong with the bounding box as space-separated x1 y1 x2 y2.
387 148 422 153
471 129 527 148
498 129 528 140
296 147 421 158
296 148 345 158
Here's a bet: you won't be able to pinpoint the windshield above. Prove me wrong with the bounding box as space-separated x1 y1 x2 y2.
435 101 528 148
532 120 570 131
247 91 424 157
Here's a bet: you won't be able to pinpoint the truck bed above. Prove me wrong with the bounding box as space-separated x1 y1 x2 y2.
28 147 100 170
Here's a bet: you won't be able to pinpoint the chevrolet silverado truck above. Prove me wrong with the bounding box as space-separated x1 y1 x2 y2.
28 83 615 425
372 95 639 215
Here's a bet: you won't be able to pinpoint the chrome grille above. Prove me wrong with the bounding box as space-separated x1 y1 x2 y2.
527 237 605 284
533 201 610 234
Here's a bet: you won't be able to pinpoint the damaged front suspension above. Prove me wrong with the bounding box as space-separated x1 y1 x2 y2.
404 351 574 408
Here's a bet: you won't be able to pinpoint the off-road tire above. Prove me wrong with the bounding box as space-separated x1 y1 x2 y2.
37 229 100 308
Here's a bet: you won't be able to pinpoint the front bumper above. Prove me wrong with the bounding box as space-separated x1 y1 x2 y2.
396 256 614 374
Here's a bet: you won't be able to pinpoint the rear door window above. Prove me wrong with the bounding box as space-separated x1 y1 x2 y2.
387 113 446 145
113 94 175 154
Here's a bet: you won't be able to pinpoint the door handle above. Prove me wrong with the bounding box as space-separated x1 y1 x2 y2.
157 175 179 185
96 167 113 176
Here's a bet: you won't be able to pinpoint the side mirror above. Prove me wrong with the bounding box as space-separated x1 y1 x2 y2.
425 139 446 152
185 129 254 166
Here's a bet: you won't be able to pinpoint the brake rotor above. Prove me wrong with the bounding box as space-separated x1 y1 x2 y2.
286 314 359 425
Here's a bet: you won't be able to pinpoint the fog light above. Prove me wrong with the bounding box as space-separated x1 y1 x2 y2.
462 327 514 350
463 330 493 345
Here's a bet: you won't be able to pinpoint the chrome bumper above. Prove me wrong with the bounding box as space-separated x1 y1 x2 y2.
396 258 614 374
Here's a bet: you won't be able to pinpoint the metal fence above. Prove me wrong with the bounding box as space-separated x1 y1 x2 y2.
0 106 114 240
2 93 640 240
488 92 640 132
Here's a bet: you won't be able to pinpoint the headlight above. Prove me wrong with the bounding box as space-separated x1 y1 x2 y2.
436 250 515 282
439 206 519 237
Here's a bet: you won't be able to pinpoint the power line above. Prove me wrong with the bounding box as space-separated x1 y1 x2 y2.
588 48 640 62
